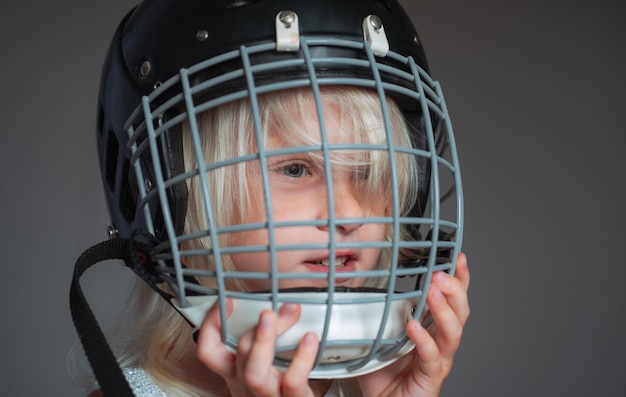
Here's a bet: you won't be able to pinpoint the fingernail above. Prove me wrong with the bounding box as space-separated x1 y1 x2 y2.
457 253 467 268
410 319 424 333
280 303 299 315
302 333 319 350
436 271 448 284
226 298 234 310
260 310 275 328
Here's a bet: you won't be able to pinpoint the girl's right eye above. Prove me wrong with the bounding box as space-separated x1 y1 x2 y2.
278 163 310 178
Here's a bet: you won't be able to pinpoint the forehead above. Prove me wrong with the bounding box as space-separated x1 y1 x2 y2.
262 88 388 147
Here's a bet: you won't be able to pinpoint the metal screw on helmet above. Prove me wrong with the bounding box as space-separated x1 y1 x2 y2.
107 225 119 240
196 30 209 42
276 10 300 51
279 10 296 27
369 15 383 31
144 178 152 192
138 60 152 79
363 15 389 56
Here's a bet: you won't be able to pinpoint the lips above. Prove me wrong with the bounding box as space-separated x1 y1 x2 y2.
304 254 357 277
311 256 350 268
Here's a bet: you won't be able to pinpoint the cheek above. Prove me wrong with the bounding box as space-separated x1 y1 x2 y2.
368 224 388 255
376 224 387 240
227 225 270 275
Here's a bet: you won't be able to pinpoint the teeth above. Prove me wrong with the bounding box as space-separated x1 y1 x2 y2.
318 257 349 267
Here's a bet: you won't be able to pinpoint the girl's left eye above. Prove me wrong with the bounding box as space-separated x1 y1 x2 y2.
279 163 310 178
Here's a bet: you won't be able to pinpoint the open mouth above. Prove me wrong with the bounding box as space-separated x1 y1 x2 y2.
311 256 350 268
302 255 360 285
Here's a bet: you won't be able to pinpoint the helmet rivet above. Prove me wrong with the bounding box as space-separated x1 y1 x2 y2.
196 29 209 42
410 305 417 318
413 34 419 45
138 60 152 79
144 178 152 192
369 15 383 31
279 10 296 27
107 225 119 240
153 81 162 90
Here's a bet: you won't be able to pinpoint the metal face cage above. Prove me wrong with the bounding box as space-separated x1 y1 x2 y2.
120 9 463 379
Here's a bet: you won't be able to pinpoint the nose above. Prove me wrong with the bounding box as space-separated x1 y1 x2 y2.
316 179 365 234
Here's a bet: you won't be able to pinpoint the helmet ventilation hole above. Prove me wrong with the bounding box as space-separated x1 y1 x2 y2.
104 130 119 192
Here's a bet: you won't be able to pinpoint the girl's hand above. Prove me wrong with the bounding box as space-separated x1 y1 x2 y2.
196 300 320 397
358 252 471 397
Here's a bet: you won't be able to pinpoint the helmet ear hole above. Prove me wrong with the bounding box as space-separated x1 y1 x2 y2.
104 129 119 193
120 160 137 224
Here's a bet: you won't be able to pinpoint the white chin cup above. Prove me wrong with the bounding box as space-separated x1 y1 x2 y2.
172 292 423 378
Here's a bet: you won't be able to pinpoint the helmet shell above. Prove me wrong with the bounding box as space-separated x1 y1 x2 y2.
96 0 430 239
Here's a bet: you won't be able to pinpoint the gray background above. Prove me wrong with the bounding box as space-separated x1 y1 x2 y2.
1 0 624 395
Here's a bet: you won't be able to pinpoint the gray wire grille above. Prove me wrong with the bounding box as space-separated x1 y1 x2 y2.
124 36 463 375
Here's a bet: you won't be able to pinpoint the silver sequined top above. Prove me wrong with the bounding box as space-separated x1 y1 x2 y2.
121 367 361 397
122 367 169 397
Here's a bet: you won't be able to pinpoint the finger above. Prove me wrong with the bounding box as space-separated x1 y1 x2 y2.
276 303 302 335
455 252 470 292
431 270 470 327
196 298 237 378
235 326 254 376
281 332 319 397
406 319 444 389
426 284 463 363
235 304 305 395
241 310 281 395
235 303 301 377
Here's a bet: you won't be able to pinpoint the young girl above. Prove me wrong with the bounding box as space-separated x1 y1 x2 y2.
73 0 470 396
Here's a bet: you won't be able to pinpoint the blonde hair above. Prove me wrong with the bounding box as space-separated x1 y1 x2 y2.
112 86 420 396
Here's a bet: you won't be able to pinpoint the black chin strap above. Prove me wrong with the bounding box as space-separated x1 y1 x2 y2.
70 238 136 396
70 234 175 396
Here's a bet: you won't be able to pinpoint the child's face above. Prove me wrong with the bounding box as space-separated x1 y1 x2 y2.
228 97 388 292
